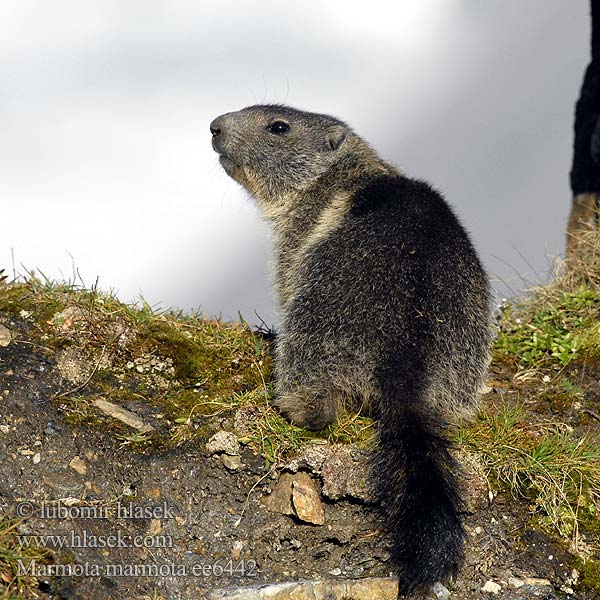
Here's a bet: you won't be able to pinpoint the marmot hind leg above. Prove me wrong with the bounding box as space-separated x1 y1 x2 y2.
274 381 338 431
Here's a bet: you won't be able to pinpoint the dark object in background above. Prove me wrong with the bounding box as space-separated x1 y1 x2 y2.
592 116 600 163
568 0 600 256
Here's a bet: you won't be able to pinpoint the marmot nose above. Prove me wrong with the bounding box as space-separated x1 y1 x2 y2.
210 117 223 137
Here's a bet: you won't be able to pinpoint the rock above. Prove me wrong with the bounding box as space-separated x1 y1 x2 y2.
0 324 11 347
286 443 376 502
261 472 325 524
286 442 329 474
502 582 559 599
432 581 451 600
69 456 87 475
321 445 374 502
231 541 243 561
206 431 240 456
509 577 525 588
481 580 502 594
0 425 9 434
56 347 93 385
260 473 295 516
92 398 154 433
147 519 162 536
221 454 243 471
523 578 552 587
126 355 175 376
207 577 399 599
50 306 86 332
291 472 325 525
233 406 260 437
560 586 574 595
455 450 490 512
32 453 41 465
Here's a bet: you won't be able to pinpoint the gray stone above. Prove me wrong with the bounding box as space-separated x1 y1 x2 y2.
207 577 399 599
286 442 329 474
321 445 374 502
432 581 451 600
221 454 243 471
482 580 502 594
206 430 240 456
93 398 155 433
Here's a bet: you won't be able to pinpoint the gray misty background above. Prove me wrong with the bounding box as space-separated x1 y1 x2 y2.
0 1 589 326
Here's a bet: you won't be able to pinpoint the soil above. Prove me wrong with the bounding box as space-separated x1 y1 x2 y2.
0 314 597 600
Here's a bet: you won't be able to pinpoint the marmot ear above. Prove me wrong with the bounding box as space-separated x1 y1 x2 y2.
324 126 347 152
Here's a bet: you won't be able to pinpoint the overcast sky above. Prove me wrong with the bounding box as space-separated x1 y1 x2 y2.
0 1 590 324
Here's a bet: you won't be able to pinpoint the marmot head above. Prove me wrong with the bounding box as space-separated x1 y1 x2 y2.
210 104 350 205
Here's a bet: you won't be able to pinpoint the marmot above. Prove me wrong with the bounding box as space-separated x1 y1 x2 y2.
210 104 493 595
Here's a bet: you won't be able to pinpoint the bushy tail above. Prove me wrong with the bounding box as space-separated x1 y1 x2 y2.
374 382 464 595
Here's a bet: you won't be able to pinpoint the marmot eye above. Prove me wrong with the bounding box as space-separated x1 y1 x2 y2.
267 121 290 135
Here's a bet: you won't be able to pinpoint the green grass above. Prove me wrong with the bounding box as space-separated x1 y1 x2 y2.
0 518 51 600
489 244 600 588
231 391 375 466
3 259 600 591
0 276 375 462
495 285 600 370
496 230 600 373
456 404 600 541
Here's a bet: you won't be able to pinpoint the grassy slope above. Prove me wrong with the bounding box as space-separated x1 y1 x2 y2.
1 238 600 596
469 232 600 590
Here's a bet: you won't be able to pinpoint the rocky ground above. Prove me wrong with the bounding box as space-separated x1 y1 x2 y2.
0 280 598 600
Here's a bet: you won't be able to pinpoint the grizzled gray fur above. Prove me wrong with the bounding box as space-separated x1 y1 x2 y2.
210 104 493 595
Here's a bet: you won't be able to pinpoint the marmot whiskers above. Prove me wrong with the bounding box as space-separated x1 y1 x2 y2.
210 104 493 595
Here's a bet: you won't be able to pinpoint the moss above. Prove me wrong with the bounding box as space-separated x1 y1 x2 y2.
57 395 109 429
0 282 64 325
137 321 209 381
575 557 600 593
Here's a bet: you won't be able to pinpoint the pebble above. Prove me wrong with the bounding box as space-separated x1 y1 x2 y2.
508 577 525 588
481 580 502 594
432 581 451 600
32 453 41 465
0 324 12 347
221 454 243 471
231 540 243 561
69 456 87 475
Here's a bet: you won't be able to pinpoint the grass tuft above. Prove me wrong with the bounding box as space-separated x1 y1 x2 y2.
457 404 600 541
0 517 52 600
